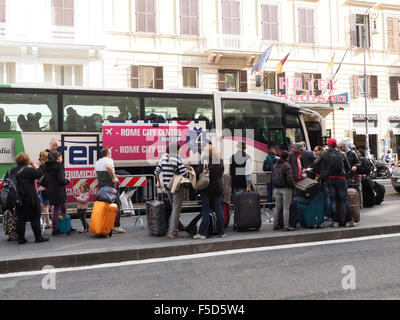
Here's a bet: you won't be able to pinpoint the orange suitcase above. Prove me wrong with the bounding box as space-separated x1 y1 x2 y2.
89 201 118 237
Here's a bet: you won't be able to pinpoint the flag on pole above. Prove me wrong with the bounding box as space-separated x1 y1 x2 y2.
251 44 274 75
276 52 291 74
327 52 335 73
332 47 349 81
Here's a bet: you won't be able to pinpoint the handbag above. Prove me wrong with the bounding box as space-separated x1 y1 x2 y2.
195 163 210 191
58 214 71 234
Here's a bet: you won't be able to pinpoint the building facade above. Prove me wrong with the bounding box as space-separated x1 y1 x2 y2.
0 0 105 87
2 0 400 158
103 0 400 159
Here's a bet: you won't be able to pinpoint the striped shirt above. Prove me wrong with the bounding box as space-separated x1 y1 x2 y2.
154 153 188 188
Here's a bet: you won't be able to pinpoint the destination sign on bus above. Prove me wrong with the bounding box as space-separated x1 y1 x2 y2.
102 120 207 164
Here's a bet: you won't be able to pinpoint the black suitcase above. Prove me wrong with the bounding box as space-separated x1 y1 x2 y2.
278 201 298 229
234 192 262 231
373 181 385 205
146 200 167 236
294 178 321 199
362 177 375 208
186 211 220 236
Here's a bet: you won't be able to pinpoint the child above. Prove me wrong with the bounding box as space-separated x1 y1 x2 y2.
74 183 90 233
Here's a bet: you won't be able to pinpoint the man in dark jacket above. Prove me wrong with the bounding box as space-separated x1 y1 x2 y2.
12 153 49 244
300 142 315 169
230 141 252 197
263 149 277 210
313 138 355 228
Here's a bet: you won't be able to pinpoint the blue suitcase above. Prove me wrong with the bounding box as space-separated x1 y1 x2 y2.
298 192 325 228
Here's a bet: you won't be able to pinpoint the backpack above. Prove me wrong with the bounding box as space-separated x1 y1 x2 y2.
357 157 371 175
1 167 24 211
271 164 286 188
326 149 344 176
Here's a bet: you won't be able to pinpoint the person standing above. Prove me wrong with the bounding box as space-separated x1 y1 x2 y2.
263 149 277 211
193 146 227 239
44 151 71 236
313 138 355 228
74 182 90 233
154 142 188 239
288 143 303 183
230 141 252 197
12 153 49 244
271 151 295 231
94 148 126 233
312 145 331 222
38 151 51 229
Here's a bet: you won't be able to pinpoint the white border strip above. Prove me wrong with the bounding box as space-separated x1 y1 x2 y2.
1 233 400 279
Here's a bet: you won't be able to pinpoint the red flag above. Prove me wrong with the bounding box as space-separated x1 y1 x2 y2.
276 52 290 74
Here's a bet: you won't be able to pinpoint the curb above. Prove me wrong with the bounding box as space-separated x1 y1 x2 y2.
1 224 400 274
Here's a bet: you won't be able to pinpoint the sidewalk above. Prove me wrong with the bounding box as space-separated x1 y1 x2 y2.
1 194 400 274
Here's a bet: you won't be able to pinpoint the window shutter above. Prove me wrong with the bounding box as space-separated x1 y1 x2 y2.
0 0 6 23
221 0 230 34
314 73 322 96
394 18 400 50
278 72 286 94
218 69 226 91
352 75 359 99
298 8 306 43
296 72 303 95
306 8 315 44
239 70 247 92
155 66 163 89
390 76 399 100
369 75 378 99
231 0 240 35
350 15 357 46
387 17 393 50
130 65 139 88
271 5 279 41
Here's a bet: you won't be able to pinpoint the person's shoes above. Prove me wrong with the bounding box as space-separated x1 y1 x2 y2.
78 229 88 234
52 231 67 237
346 221 356 228
219 234 227 238
18 239 27 245
283 226 296 232
168 233 185 239
272 225 280 231
113 227 126 233
193 234 207 240
35 237 49 243
70 228 77 232
331 222 340 228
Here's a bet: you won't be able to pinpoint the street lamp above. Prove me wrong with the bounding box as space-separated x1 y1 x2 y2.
363 3 380 157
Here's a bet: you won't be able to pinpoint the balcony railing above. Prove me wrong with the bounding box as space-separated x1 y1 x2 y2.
207 34 262 52
52 25 75 41
0 23 7 40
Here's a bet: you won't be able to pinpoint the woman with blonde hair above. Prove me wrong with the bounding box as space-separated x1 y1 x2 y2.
193 144 227 239
38 150 51 229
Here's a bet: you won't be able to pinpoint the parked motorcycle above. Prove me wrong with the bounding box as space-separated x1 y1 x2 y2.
370 157 392 179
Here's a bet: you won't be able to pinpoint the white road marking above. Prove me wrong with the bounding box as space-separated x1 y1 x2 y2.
1 233 400 279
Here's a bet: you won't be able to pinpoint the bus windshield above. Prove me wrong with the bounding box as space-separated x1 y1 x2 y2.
222 98 283 146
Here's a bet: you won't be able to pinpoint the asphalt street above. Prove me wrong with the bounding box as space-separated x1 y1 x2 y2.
1 233 400 300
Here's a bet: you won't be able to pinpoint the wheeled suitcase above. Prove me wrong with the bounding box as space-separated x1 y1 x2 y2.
234 192 261 231
146 200 167 236
3 209 17 240
361 177 375 208
186 211 221 236
298 192 325 228
294 178 321 199
337 188 360 224
373 181 385 205
278 200 298 229
89 201 118 237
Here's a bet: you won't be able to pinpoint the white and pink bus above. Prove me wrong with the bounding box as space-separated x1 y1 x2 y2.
0 85 326 204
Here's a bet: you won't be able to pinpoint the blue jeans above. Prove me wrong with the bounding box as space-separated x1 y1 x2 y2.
322 181 331 219
199 194 226 237
327 178 353 224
